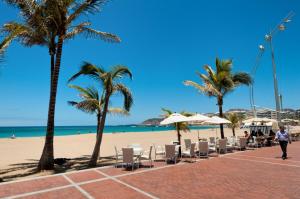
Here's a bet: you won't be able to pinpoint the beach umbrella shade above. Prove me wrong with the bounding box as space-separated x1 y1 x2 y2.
187 113 211 139
204 116 232 124
160 113 191 156
160 113 192 125
187 113 210 123
203 116 231 138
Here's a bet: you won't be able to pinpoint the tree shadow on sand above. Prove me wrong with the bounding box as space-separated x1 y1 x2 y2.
0 155 118 183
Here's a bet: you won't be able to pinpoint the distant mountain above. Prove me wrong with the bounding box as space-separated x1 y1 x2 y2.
141 118 163 126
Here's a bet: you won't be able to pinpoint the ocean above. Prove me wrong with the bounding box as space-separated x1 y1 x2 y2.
0 125 214 139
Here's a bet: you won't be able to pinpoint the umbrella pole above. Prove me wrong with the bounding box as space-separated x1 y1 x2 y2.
176 123 182 157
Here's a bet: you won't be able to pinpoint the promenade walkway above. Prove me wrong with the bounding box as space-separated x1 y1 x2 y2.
1 142 300 199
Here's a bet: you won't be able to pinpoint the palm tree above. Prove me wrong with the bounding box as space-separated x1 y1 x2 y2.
184 58 252 139
68 62 133 167
161 108 192 154
1 0 121 170
68 85 129 143
226 113 240 136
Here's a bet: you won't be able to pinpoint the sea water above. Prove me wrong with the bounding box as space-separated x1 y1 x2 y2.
0 125 214 138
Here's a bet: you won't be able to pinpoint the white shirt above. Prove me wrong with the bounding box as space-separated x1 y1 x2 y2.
275 130 290 142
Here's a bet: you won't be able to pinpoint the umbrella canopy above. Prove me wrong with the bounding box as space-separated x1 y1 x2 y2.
204 116 232 124
187 113 210 123
160 113 191 125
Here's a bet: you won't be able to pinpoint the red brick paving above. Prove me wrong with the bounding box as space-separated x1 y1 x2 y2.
19 187 86 199
66 170 105 183
1 141 300 199
120 156 300 199
80 180 149 199
100 161 166 177
0 176 69 198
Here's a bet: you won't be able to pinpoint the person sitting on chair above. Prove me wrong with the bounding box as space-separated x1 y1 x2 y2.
257 129 264 137
244 131 251 144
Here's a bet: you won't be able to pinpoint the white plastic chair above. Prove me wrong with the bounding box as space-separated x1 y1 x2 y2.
153 144 165 160
184 139 192 150
139 146 153 168
182 143 196 161
114 146 123 168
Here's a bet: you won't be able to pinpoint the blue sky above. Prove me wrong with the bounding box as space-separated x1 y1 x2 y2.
0 0 299 126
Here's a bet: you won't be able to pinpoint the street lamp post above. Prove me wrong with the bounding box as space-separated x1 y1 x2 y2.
265 34 281 121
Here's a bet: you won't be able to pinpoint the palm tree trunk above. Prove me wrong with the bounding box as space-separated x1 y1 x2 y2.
218 97 225 139
89 94 110 167
38 35 64 171
232 128 235 137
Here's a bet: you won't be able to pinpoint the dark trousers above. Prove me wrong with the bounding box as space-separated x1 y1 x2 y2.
279 141 288 158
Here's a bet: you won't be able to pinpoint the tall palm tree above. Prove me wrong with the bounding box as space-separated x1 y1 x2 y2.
1 0 121 170
184 58 252 139
161 108 192 152
69 62 133 167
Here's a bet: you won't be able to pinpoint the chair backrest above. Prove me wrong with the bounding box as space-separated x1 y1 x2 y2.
219 139 226 150
190 143 196 156
209 137 215 144
165 144 176 159
199 141 209 153
122 148 134 164
184 139 191 150
240 138 247 148
148 146 153 159
114 146 119 156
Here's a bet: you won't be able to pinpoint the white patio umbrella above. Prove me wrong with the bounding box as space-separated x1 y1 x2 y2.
187 113 210 123
160 113 191 125
203 116 231 138
160 113 191 156
205 116 232 124
187 113 210 139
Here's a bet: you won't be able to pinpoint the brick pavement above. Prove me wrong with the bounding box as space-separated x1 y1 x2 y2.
0 141 299 199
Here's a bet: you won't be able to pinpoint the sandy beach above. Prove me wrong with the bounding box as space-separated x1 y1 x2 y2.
0 128 247 181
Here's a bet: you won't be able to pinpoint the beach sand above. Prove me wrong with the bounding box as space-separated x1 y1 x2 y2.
0 128 246 181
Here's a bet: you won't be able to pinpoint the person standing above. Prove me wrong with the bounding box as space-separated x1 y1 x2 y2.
275 126 292 160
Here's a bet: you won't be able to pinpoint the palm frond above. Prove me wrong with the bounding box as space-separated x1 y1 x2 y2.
79 27 120 43
67 0 108 24
68 99 99 114
69 84 99 100
161 108 173 117
232 72 252 86
110 65 132 80
113 83 133 111
68 62 104 83
183 80 207 94
108 107 129 116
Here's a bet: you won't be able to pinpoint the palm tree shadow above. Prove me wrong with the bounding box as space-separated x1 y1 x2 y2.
0 155 119 182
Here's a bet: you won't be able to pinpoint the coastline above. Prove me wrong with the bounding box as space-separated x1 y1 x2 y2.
0 128 245 168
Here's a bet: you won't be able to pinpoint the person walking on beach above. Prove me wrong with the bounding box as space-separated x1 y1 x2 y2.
275 126 291 160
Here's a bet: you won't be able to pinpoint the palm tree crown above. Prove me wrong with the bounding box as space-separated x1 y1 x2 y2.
68 85 130 116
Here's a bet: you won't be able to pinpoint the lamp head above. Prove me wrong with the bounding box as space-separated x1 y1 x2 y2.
259 45 265 51
265 34 271 41
278 24 286 31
